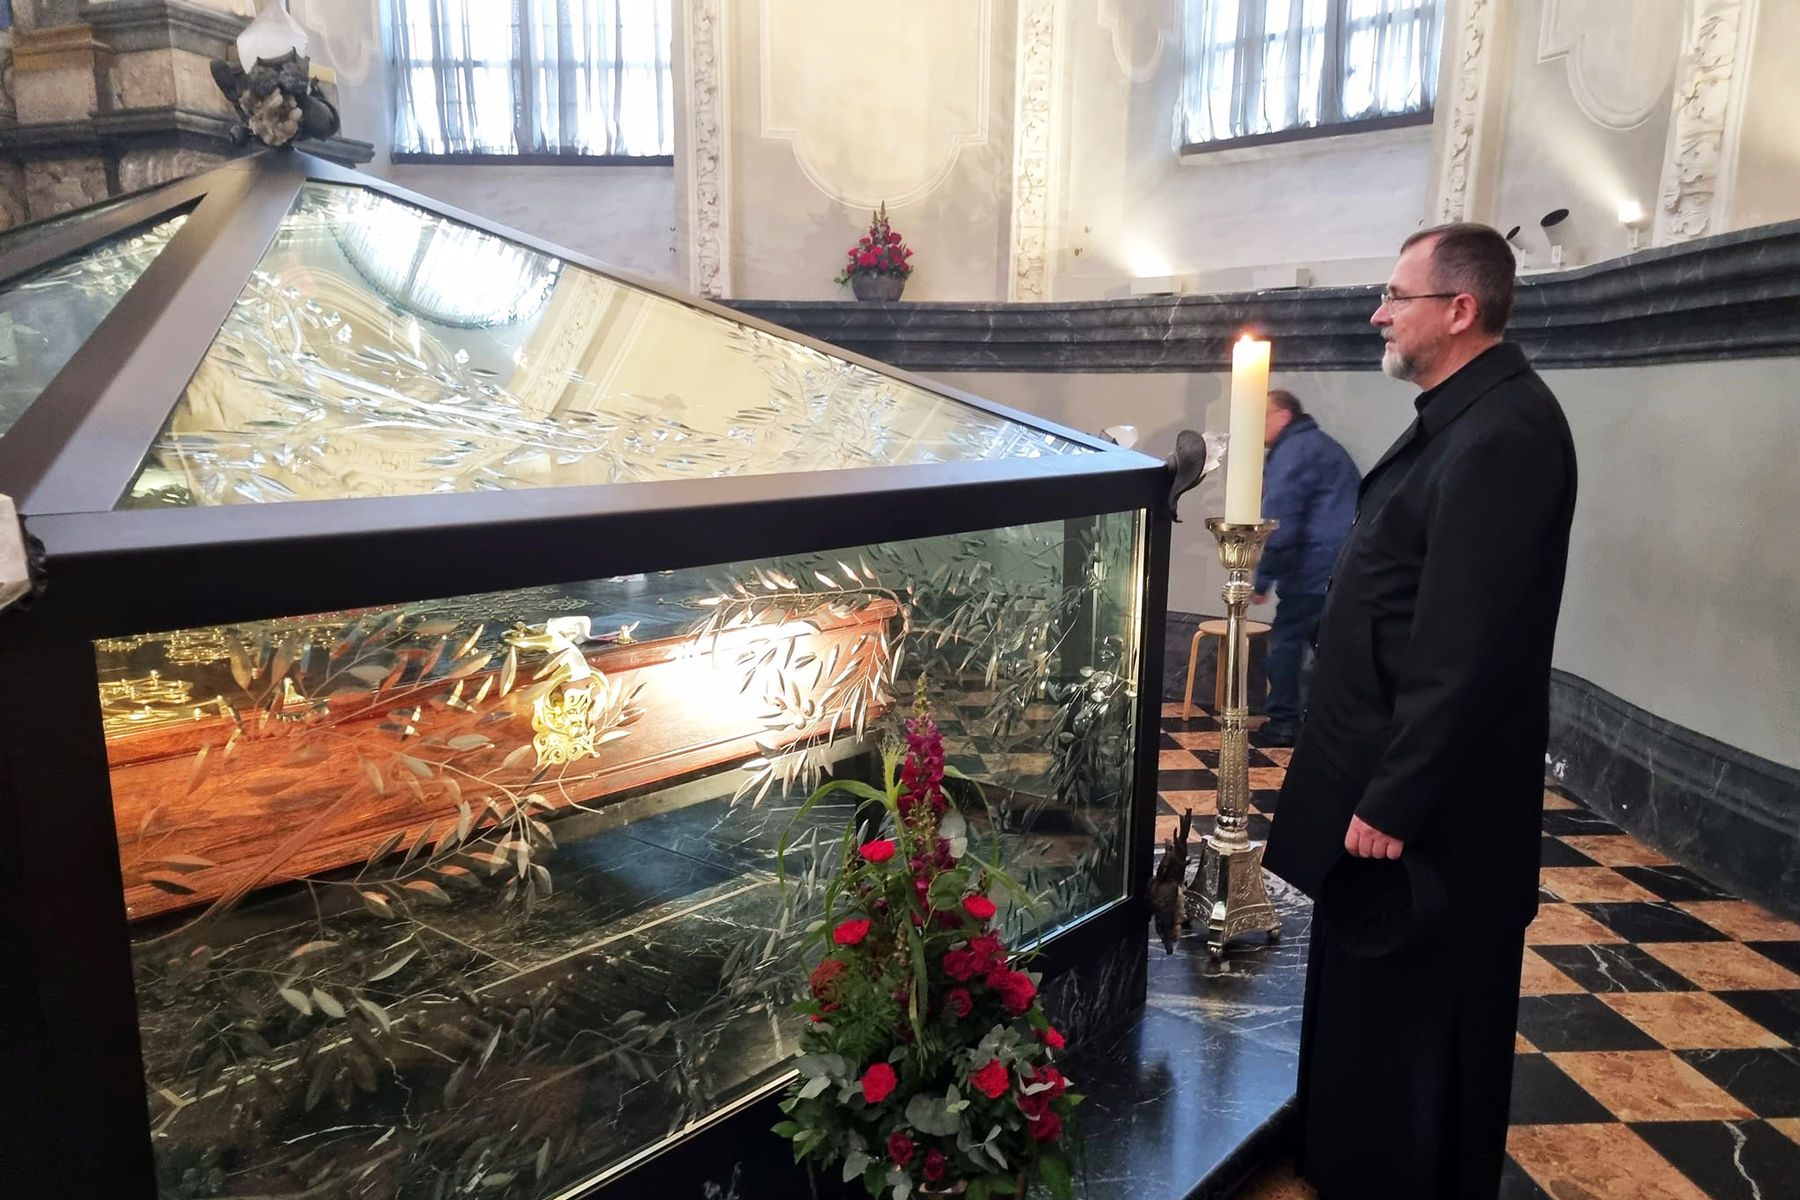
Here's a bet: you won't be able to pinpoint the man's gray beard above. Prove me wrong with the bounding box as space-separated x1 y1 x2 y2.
1381 342 1417 381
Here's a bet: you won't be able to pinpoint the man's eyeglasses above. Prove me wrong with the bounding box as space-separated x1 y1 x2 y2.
1378 289 1461 308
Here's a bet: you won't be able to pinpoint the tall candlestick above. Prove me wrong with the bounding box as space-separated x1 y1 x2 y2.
1225 335 1271 525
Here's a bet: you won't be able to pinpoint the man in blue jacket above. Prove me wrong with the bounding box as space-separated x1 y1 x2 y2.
1251 391 1360 747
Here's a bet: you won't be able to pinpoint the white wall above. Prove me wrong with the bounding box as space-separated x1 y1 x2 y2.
383 165 682 286
1053 12 1433 298
934 357 1800 772
926 367 1415 620
1732 0 1800 231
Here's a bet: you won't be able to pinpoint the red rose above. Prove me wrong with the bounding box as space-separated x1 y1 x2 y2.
970 1058 1010 1100
809 958 847 999
968 933 1005 969
1032 1064 1068 1098
860 839 896 863
1038 1025 1066 1050
944 988 972 1017
861 1062 897 1104
922 1149 946 1182
1029 1109 1062 1142
834 919 870 946
1017 1088 1050 1119
886 230 902 244
857 251 879 269
943 949 980 981
987 969 1036 1015
887 1130 915 1165
962 895 997 921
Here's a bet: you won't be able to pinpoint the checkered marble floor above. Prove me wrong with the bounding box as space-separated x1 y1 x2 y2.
1152 704 1800 1200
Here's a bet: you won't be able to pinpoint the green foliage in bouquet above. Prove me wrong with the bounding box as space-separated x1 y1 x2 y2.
773 703 1080 1200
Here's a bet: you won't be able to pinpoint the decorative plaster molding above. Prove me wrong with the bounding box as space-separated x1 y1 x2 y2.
1009 0 1061 302
757 0 990 210
1097 0 1177 84
1537 0 1683 130
684 0 731 298
1654 0 1753 245
1433 0 1496 223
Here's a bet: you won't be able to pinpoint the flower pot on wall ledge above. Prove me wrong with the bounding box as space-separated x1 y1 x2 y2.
850 273 907 302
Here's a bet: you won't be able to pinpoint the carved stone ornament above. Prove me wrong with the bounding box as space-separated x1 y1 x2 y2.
1009 0 1060 302
684 0 731 298
210 49 341 148
1654 0 1754 245
1434 0 1495 224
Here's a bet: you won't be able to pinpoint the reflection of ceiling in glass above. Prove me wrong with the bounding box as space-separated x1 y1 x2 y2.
0 214 190 440
333 201 562 328
122 183 1084 509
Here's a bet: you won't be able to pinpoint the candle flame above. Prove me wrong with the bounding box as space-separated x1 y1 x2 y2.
1238 333 1257 344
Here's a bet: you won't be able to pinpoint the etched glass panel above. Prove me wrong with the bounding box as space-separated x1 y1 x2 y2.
102 511 1142 1197
121 183 1083 508
0 213 189 439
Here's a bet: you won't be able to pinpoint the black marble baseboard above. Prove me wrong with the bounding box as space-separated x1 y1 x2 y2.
733 218 1800 373
1548 669 1800 921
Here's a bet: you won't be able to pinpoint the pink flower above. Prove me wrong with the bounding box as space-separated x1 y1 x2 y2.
861 1062 897 1103
962 895 996 921
833 918 870 946
970 1058 1010 1099
860 839 896 864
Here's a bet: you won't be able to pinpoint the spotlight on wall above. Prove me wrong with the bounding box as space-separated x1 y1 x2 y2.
1618 199 1646 251
1540 208 1573 267
1503 225 1529 265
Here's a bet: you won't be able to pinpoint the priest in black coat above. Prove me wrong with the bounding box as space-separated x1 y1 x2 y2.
1262 223 1578 1200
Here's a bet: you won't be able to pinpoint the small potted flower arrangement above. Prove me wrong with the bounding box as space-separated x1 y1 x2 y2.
837 203 915 302
774 706 1080 1200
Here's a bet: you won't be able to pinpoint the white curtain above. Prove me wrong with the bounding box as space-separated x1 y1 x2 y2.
1180 0 1440 146
391 0 674 157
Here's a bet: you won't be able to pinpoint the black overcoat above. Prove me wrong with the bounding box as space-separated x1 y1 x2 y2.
1263 342 1578 1199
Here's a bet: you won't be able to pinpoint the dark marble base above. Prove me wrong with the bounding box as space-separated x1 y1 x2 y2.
1162 609 1268 709
1549 670 1800 922
1062 877 1310 1200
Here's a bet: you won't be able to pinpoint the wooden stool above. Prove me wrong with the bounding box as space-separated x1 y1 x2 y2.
1182 618 1272 719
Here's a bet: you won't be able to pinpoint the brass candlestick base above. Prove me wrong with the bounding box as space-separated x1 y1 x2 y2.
1190 517 1282 958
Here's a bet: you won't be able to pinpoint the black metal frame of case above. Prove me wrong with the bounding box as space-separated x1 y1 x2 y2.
0 149 1173 1199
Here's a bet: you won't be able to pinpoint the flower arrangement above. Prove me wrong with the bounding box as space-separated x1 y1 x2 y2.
774 706 1079 1200
836 203 915 285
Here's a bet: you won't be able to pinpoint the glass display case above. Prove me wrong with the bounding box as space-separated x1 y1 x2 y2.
0 152 1169 1200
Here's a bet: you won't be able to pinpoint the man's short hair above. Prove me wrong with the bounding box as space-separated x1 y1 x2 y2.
1267 389 1306 420
1401 222 1516 335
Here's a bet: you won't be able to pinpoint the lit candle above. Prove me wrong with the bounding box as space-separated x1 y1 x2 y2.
1225 334 1271 524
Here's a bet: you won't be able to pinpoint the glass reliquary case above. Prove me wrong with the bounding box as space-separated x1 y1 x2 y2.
0 153 1169 1200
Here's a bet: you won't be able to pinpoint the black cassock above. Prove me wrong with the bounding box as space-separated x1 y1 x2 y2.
1263 342 1577 1200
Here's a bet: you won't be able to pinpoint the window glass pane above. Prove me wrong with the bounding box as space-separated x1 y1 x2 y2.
0 212 188 439
1181 0 1442 144
393 0 674 156
120 184 1082 509
103 511 1143 1197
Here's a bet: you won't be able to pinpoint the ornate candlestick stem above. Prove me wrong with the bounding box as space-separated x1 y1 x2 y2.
1192 517 1282 957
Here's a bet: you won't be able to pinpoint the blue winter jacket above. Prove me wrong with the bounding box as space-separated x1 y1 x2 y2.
1253 415 1361 597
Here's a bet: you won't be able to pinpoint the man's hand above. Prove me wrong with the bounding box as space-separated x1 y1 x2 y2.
1251 593 1269 605
1345 815 1404 859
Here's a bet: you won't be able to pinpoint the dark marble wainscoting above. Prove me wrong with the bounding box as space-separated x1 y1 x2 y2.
1162 610 1268 708
1548 670 1800 923
733 218 1800 374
